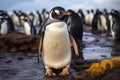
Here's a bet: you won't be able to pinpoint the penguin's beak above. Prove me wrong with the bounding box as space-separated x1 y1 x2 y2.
64 12 71 16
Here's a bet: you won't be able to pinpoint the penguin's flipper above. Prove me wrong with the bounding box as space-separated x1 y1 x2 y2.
69 34 79 56
38 36 43 63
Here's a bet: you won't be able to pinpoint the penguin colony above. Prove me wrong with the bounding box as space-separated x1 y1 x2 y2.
0 7 120 76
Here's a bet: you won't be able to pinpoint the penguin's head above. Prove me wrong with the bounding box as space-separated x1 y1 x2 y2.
110 9 120 16
49 6 71 20
20 16 29 26
91 9 94 13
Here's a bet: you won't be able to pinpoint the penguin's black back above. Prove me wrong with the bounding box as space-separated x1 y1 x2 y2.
66 10 83 41
92 10 101 31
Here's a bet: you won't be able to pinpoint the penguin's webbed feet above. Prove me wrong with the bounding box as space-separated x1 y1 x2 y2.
45 68 56 76
59 67 69 76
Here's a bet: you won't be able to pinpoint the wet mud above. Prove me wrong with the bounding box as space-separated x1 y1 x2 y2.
0 26 120 80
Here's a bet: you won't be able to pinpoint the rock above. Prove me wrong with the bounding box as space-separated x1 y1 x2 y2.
17 57 24 60
5 60 12 63
0 32 40 53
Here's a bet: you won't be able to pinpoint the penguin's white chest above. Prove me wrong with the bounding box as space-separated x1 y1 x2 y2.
43 22 71 69
100 15 108 30
0 21 8 35
12 14 20 26
24 22 31 35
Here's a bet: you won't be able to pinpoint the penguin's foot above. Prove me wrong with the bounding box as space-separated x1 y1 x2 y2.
59 67 69 76
45 68 56 76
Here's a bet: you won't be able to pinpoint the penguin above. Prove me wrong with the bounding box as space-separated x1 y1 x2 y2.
20 15 36 35
0 11 8 35
65 9 84 59
85 10 90 26
103 9 111 31
99 9 110 32
11 10 21 27
77 9 85 24
38 6 79 76
110 9 120 40
0 11 15 35
33 11 42 26
91 9 101 32
0 16 8 35
28 12 35 25
41 8 49 25
89 9 94 26
4 11 15 32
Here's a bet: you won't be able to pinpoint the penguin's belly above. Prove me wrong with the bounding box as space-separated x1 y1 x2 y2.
100 15 108 30
24 22 31 35
1 21 8 35
43 22 71 69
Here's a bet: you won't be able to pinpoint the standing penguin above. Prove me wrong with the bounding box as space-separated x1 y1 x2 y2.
11 10 21 27
28 12 35 25
85 10 90 26
65 9 83 59
110 10 120 40
0 11 15 35
38 7 79 76
20 15 36 35
77 9 85 24
0 14 8 35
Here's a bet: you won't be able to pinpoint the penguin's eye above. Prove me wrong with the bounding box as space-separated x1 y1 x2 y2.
55 10 61 15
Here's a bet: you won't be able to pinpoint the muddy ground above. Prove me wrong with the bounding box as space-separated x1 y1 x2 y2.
0 26 120 80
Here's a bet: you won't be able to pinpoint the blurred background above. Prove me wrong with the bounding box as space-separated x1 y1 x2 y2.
0 0 120 12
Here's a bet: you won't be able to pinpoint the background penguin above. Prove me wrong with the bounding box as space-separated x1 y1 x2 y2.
0 11 15 35
28 12 35 25
4 11 15 32
89 9 94 26
103 9 111 32
91 9 101 32
84 10 94 26
65 9 84 59
33 11 42 26
110 10 120 40
11 10 21 27
20 15 36 35
77 9 85 24
99 9 110 33
38 6 79 76
0 12 8 35
41 8 49 26
85 10 90 26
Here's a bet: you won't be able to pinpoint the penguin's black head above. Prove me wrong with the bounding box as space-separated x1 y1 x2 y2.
50 6 71 20
87 10 90 13
91 9 94 13
67 9 76 14
0 11 8 21
111 9 120 16
20 16 29 22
